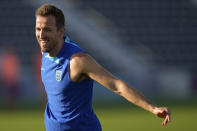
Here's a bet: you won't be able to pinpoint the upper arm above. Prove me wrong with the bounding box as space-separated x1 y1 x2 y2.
70 53 120 92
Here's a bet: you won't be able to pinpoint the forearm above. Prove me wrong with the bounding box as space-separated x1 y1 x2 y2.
115 80 156 113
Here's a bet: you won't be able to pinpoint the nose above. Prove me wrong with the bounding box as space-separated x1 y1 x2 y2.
40 30 46 39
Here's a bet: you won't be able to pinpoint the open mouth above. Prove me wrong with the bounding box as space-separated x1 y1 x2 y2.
40 40 49 48
41 41 48 44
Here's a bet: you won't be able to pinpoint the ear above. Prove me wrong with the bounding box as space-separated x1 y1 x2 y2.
59 27 65 38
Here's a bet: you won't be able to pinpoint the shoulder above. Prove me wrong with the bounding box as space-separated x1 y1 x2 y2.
70 52 90 67
66 41 84 52
69 52 92 81
70 52 97 73
63 42 85 59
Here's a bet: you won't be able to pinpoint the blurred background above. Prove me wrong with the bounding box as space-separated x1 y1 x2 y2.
0 0 197 130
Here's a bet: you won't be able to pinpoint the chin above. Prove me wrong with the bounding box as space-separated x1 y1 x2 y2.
41 48 50 53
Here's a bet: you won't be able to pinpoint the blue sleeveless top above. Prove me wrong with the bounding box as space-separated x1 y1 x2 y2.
41 38 101 131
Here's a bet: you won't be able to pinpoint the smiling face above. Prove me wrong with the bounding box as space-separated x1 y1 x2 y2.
35 15 65 56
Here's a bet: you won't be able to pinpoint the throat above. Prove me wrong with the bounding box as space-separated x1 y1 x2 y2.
49 42 63 57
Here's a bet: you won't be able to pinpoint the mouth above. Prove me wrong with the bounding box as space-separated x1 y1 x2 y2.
40 40 49 47
41 41 48 45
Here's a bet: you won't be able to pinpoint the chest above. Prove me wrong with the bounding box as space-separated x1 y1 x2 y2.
41 58 71 94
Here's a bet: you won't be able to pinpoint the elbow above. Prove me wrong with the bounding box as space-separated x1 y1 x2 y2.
113 80 127 96
114 89 121 95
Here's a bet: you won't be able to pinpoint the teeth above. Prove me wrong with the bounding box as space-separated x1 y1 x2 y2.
40 40 48 42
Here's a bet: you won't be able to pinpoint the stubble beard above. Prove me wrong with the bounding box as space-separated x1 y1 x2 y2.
40 40 59 54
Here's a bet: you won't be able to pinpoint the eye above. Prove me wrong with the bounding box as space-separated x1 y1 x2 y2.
36 27 41 31
45 28 52 32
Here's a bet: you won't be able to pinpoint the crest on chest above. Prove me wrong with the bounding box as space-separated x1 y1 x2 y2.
56 70 62 82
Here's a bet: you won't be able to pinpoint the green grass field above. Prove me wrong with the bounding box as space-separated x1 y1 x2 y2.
0 105 196 131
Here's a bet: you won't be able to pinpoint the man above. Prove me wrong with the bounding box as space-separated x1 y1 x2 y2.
35 4 171 131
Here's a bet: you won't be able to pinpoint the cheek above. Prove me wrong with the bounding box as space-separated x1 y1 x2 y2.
35 32 40 39
36 35 39 40
49 33 59 41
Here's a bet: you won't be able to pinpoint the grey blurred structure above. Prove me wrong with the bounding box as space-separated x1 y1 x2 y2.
0 0 197 107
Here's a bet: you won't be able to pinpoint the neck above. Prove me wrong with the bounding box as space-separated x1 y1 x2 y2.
49 39 64 57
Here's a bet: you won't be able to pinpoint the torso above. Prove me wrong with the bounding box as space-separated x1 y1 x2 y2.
41 40 101 131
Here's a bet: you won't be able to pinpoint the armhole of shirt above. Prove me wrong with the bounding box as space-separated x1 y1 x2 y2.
67 51 91 84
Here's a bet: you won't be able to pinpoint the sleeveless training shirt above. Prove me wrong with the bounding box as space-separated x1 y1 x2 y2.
41 38 101 131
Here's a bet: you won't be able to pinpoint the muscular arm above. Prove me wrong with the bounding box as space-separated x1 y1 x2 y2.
70 52 171 126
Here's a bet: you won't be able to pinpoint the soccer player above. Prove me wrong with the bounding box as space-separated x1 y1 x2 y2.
35 4 171 131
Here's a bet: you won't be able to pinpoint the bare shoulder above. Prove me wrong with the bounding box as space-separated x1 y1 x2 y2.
70 52 91 66
70 52 100 75
69 52 93 81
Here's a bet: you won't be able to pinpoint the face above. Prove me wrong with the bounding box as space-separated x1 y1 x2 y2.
35 15 64 55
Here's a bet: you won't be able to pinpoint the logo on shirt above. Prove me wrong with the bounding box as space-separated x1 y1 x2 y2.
56 70 62 82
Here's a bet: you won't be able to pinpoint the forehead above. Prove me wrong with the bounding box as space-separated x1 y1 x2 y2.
36 15 56 27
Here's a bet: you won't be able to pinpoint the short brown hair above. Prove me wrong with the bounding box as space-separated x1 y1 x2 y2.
35 4 65 30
